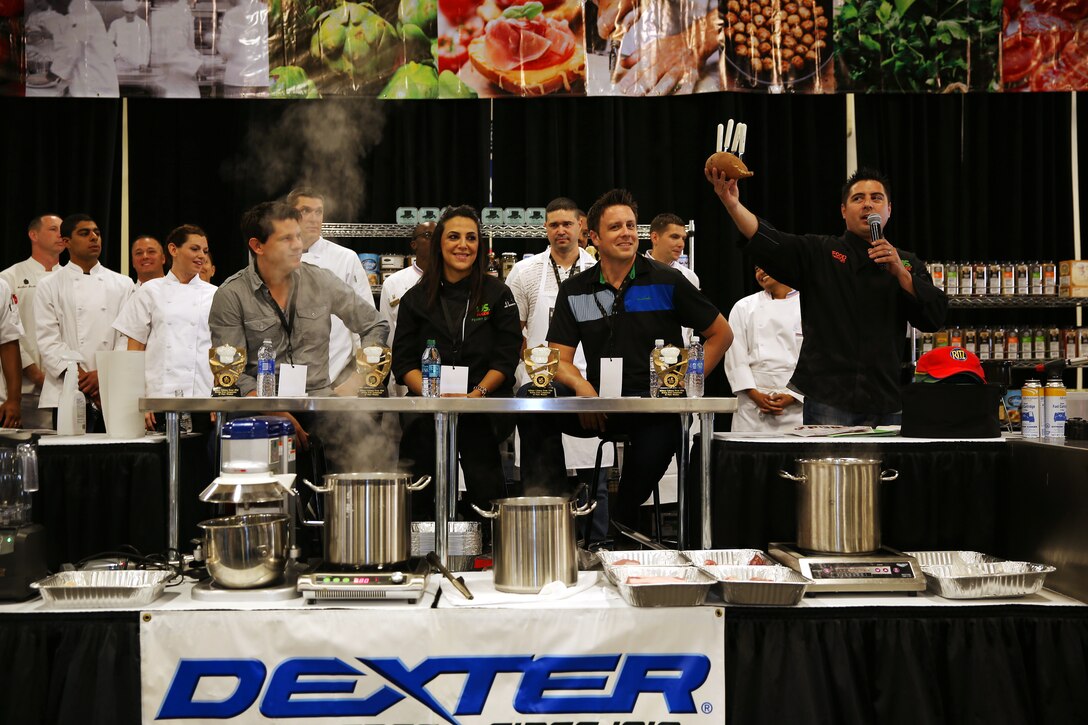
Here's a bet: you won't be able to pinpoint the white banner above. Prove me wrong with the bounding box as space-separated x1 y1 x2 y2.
141 606 724 724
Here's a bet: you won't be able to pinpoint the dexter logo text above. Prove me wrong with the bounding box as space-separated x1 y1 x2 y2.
157 653 711 723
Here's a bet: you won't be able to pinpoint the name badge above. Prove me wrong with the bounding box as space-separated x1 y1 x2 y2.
440 365 469 396
598 358 623 398
277 363 308 396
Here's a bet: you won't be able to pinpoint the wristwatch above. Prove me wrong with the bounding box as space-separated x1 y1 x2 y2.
472 385 489 397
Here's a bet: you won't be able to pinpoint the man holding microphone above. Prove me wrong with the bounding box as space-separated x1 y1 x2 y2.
707 167 948 425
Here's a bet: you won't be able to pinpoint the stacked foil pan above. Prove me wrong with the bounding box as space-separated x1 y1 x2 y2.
909 550 1056 599
613 566 716 607
412 522 482 571
31 570 174 608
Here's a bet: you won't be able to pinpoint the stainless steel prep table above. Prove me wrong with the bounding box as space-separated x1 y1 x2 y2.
140 396 737 561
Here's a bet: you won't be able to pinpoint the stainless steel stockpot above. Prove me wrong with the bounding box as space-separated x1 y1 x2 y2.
472 496 595 593
199 513 289 589
779 458 898 554
303 472 431 567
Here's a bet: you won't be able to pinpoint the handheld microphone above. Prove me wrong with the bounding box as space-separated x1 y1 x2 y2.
867 213 886 271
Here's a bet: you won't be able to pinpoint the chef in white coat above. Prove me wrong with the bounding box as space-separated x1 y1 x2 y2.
108 0 151 71
47 0 120 97
0 280 27 428
646 212 698 345
219 0 269 97
723 266 804 432
288 188 376 390
150 0 201 98
379 221 434 396
35 214 134 431
507 198 611 539
113 224 215 430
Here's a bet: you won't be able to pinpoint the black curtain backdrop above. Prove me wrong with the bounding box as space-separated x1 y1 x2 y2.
0 93 1083 395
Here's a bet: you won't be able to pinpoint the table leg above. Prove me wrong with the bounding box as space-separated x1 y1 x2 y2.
700 412 714 548
434 412 449 564
677 413 691 549
166 411 180 553
448 412 459 518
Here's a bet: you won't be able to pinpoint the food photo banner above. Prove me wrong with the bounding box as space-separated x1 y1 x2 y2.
2 0 1086 97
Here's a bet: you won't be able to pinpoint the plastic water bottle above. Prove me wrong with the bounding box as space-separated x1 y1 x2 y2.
687 335 704 398
422 339 441 397
257 339 276 397
649 339 664 398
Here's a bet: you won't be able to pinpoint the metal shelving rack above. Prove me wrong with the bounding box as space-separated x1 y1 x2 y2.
947 296 1086 308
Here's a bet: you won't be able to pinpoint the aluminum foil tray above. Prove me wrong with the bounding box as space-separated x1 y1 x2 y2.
613 566 714 607
700 564 809 606
596 550 690 585
681 549 774 567
908 551 1056 599
31 570 174 608
412 521 482 557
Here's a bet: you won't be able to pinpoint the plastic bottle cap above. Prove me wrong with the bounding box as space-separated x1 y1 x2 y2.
691 336 700 344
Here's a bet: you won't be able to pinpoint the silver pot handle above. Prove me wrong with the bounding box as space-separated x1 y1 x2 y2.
778 470 806 482
407 475 432 492
571 500 597 517
470 504 499 519
302 477 331 494
881 469 899 482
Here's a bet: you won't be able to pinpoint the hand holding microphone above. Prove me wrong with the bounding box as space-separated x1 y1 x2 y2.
866 212 899 273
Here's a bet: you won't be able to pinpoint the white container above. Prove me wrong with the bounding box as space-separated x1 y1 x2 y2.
56 359 86 435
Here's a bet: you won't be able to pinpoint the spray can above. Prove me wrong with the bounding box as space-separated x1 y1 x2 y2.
1044 378 1067 438
1021 379 1042 438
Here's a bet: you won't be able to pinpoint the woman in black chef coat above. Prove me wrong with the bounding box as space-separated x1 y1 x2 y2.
392 205 522 520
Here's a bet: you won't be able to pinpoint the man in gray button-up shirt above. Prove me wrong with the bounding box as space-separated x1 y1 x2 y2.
208 201 388 398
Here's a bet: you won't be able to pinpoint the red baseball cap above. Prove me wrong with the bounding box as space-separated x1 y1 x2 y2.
914 346 986 383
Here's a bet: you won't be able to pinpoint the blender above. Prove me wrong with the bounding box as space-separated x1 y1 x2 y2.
0 443 47 601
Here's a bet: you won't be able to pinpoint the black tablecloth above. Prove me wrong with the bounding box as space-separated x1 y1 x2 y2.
725 605 1088 725
687 437 1013 553
0 612 140 725
34 435 214 568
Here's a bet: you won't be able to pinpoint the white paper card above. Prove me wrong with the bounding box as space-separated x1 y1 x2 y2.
440 365 469 395
598 358 623 398
277 364 308 396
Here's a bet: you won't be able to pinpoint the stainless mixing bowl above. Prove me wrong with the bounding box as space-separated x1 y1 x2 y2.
199 513 289 589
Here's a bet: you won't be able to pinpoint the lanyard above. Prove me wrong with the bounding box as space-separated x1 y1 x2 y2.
260 281 297 364
549 255 574 289
591 272 635 356
440 296 470 357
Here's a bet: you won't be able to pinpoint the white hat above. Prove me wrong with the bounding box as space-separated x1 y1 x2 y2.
121 0 139 12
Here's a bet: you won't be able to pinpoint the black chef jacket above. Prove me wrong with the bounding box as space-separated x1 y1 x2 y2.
743 218 948 414
392 275 522 395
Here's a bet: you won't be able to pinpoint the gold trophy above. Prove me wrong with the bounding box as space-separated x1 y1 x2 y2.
356 345 392 397
210 344 246 397
523 344 560 398
652 344 689 398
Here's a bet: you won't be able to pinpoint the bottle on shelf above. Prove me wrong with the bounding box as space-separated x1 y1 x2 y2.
421 339 441 397
686 336 704 398
650 339 664 398
987 261 1002 296
486 252 500 278
257 339 276 397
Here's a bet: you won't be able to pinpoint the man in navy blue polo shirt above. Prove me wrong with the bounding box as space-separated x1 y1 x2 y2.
519 189 733 532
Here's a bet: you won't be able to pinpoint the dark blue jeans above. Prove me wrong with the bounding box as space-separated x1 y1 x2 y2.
803 398 902 427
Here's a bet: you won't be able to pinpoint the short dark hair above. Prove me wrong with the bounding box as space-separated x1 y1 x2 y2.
241 201 301 245
166 224 206 249
286 187 324 208
60 213 94 239
576 209 586 219
586 189 637 236
841 168 891 205
545 197 579 216
650 213 685 236
28 214 60 234
131 234 161 252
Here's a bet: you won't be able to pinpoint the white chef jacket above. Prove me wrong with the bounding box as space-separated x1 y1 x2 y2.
0 257 55 393
379 263 423 397
723 289 804 432
302 237 375 385
219 0 269 88
112 270 216 397
645 251 700 345
0 279 26 403
34 262 134 408
108 15 151 69
507 248 611 470
150 2 200 98
50 0 119 97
